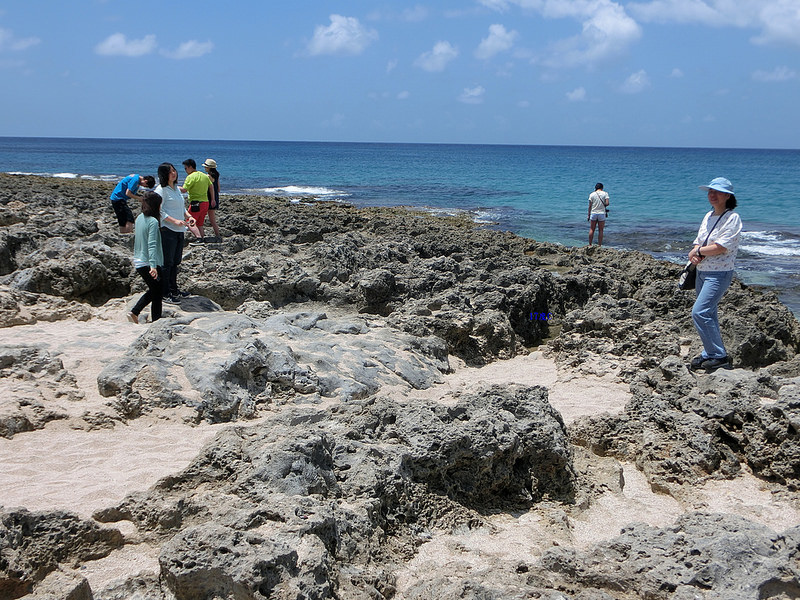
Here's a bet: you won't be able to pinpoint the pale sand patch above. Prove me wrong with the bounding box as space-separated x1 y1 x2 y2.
75 542 162 594
1 311 229 595
0 308 226 519
393 462 682 591
393 465 800 594
405 350 630 424
692 470 800 533
2 302 145 417
0 418 224 519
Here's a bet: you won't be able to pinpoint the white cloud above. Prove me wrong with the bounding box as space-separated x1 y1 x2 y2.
484 0 642 68
539 1 642 68
478 0 513 12
386 59 398 73
566 86 587 101
620 69 650 93
402 5 429 22
397 90 410 99
475 24 519 59
459 85 486 104
95 33 157 57
628 0 721 23
754 1 800 46
307 15 378 56
670 67 684 77
752 66 797 82
415 41 458 72
629 0 800 48
161 40 214 60
0 27 40 52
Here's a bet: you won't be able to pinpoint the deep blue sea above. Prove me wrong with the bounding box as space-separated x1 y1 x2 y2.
2 137 798 316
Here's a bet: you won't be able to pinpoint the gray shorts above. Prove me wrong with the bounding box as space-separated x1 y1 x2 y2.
590 213 606 222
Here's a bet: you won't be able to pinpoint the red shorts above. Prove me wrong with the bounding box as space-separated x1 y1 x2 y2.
189 200 209 225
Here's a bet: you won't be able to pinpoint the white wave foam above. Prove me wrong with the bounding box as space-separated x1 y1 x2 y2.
254 185 349 198
740 244 800 257
740 231 800 257
80 174 119 182
7 171 119 182
473 210 502 224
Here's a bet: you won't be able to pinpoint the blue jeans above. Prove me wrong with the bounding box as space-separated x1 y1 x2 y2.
692 270 733 360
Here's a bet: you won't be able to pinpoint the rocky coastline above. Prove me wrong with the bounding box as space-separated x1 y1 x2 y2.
1 172 800 599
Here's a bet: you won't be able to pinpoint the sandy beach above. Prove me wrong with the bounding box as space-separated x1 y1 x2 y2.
3 308 800 598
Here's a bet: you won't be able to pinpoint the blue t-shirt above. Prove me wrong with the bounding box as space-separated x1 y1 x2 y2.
110 174 140 202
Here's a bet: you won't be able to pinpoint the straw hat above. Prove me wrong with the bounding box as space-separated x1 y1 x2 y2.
202 158 217 169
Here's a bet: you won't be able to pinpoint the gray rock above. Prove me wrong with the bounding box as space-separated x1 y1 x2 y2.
0 346 79 438
91 384 575 598
571 359 800 493
26 569 92 600
97 311 450 423
0 508 123 598
535 513 800 600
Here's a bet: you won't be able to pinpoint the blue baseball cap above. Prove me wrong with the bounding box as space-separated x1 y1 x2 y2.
699 177 735 197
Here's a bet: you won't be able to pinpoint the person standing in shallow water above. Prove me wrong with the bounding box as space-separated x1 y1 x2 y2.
587 182 610 246
688 177 742 373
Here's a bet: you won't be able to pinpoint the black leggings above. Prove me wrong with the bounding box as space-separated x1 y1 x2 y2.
131 266 164 321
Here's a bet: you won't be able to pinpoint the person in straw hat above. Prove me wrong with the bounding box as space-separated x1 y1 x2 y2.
203 158 221 241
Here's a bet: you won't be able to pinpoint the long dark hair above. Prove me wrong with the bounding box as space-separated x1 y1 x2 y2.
207 167 219 182
141 191 162 218
157 162 175 188
726 194 737 209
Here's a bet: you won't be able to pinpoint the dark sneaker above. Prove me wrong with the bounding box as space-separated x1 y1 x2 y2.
176 290 191 298
189 238 205 246
163 295 181 304
701 356 731 372
689 355 706 371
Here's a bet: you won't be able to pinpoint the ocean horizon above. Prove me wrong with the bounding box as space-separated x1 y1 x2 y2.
2 136 798 316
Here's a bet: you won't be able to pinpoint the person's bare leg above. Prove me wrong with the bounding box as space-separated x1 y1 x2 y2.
588 220 596 245
597 221 605 247
208 210 220 238
120 221 134 234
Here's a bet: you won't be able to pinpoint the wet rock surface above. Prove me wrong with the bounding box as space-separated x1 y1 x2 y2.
2 173 800 599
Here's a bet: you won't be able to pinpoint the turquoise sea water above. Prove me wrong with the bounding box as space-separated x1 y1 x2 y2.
2 137 798 315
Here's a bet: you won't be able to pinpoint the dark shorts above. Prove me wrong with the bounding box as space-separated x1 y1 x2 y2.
112 199 134 227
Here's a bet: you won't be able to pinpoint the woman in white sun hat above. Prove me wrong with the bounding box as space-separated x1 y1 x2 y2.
688 177 742 373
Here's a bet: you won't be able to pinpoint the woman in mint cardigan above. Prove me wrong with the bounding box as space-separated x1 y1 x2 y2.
128 191 165 323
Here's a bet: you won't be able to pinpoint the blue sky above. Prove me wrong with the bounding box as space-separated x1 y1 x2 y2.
1 0 798 148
